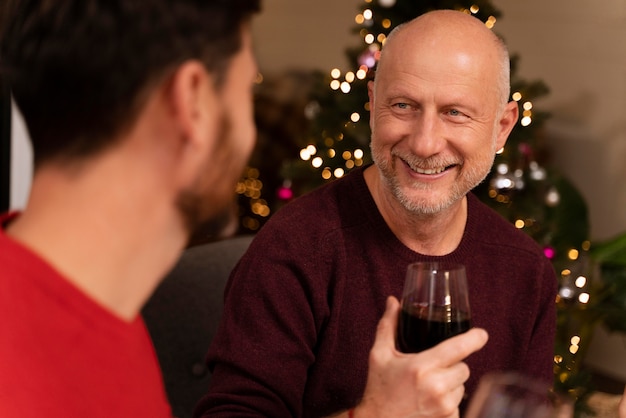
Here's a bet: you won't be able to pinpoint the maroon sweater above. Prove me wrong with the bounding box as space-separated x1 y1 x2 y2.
197 167 557 418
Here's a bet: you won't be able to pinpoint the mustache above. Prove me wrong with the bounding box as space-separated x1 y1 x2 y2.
391 150 461 171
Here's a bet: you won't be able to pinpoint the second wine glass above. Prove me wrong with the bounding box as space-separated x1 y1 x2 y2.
397 262 471 353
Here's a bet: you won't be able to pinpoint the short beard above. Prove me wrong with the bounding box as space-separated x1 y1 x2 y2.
175 116 239 245
371 142 494 216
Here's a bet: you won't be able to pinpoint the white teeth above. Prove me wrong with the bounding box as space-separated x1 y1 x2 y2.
414 167 445 175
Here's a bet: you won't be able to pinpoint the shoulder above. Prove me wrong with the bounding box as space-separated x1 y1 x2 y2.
466 193 548 261
256 168 370 244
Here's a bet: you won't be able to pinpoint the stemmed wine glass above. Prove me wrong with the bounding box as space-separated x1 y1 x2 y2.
396 262 471 353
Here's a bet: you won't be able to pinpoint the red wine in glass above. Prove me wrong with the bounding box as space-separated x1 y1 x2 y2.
398 303 471 353
396 262 472 353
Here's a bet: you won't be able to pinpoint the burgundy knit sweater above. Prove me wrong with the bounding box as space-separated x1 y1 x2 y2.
196 166 557 418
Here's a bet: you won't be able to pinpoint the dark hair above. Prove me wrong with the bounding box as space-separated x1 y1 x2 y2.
0 0 260 166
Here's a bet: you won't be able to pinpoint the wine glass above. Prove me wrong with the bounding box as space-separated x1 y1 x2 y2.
396 262 471 353
465 372 570 418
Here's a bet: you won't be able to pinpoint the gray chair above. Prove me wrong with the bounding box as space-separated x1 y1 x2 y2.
142 235 254 418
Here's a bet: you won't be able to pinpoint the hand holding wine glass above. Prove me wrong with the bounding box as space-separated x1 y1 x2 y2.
397 262 472 353
350 296 488 418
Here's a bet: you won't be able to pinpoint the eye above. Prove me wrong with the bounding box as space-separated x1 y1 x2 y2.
392 102 411 110
448 109 462 116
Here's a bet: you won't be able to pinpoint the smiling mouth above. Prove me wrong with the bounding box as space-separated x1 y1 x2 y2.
410 164 457 175
414 166 446 175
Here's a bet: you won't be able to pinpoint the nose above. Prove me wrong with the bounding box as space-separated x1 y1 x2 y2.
407 111 446 158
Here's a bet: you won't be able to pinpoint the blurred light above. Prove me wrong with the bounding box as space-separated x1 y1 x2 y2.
322 168 332 180
561 269 571 277
356 69 367 79
350 112 361 122
346 160 355 169
544 247 556 259
330 80 341 90
569 344 579 354
377 34 386 43
521 116 532 126
582 241 591 251
307 145 317 155
512 92 522 101
470 5 479 13
496 147 504 154
515 219 525 229
568 249 579 260
355 14 365 25
365 34 375 44
328 148 336 158
312 157 323 168
255 73 264 84
575 276 587 288
334 168 345 178
486 16 496 29
331 68 341 79
341 82 351 93
578 293 590 304
345 71 355 83
342 151 352 160
382 19 392 29
300 148 311 161
523 101 533 110
523 110 532 118
354 149 364 159
571 336 581 345
363 9 373 20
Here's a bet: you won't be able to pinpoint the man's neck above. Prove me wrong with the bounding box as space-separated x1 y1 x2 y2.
7 159 187 322
364 165 467 256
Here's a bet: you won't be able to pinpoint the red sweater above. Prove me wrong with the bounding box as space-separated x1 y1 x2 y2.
198 167 557 418
0 214 172 418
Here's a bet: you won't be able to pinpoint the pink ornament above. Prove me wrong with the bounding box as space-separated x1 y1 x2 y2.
277 186 294 201
543 247 556 260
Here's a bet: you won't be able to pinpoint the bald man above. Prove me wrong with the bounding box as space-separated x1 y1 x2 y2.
197 10 556 418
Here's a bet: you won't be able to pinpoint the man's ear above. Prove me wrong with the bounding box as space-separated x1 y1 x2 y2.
495 100 519 151
168 61 219 156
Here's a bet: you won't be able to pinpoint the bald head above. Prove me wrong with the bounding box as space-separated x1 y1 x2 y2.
378 10 511 106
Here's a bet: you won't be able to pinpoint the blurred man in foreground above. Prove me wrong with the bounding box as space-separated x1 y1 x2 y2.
0 0 259 415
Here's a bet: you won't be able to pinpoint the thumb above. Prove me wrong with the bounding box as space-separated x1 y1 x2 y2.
371 296 401 351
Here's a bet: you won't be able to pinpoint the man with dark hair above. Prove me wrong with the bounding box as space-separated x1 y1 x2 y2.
0 0 260 416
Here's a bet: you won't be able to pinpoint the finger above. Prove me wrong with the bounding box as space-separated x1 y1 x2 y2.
370 296 401 352
420 328 488 367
